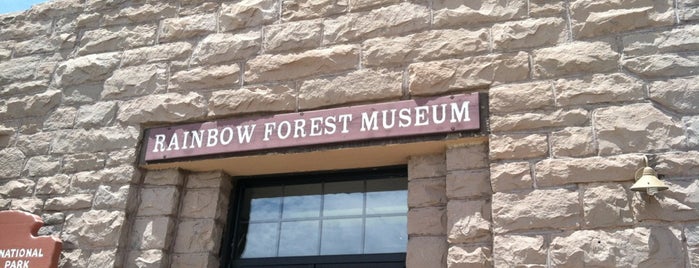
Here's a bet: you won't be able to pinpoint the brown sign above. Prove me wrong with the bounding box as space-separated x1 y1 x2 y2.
144 93 480 161
0 210 62 268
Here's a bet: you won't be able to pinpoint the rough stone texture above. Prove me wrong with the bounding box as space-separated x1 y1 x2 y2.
118 93 207 124
36 174 70 195
489 162 532 193
432 0 527 27
208 85 296 116
44 107 77 130
623 54 699 78
2 90 62 119
446 170 491 198
653 151 699 177
138 187 180 216
53 53 121 86
24 155 61 177
181 189 225 219
103 3 177 26
447 200 491 243
582 183 634 228
171 253 218 268
160 14 216 42
122 42 193 66
570 0 674 38
408 178 447 208
88 249 118 268
406 236 447 268
78 24 156 55
221 0 277 31
409 52 529 96
623 24 699 56
298 68 402 109
493 235 547 267
51 126 139 154
489 134 548 160
71 166 140 190
245 45 359 83
264 20 320 53
282 0 347 21
492 17 566 50
446 144 488 170
594 103 685 155
408 154 446 180
0 56 42 85
169 64 241 91
550 227 685 267
126 249 167 268
447 245 493 268
0 179 35 198
0 148 25 178
492 189 580 233
535 154 642 187
551 127 596 157
649 76 699 114
408 206 446 235
144 169 185 186
554 73 645 106
130 217 175 250
102 64 168 100
62 210 125 248
45 194 93 211
186 171 231 190
684 116 699 148
632 179 699 221
75 101 117 128
323 3 429 44
362 29 489 67
191 32 260 65
93 185 130 210
173 219 222 253
489 81 554 114
533 41 619 78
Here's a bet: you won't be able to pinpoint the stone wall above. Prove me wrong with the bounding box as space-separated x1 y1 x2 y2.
0 0 697 267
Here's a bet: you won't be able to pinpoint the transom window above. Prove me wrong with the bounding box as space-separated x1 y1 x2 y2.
222 167 407 268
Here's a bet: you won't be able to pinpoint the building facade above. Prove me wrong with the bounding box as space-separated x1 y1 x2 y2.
0 0 698 267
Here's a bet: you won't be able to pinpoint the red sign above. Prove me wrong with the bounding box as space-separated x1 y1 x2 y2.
144 93 480 161
0 211 62 268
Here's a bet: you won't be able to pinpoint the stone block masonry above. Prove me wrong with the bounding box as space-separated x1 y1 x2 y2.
0 0 697 267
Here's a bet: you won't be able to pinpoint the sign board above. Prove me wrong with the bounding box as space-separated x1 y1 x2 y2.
0 210 62 268
144 93 480 161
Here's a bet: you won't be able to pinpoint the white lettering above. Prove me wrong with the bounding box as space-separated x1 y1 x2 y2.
414 106 429 126
190 130 204 148
220 127 234 145
338 114 352 133
432 104 447 124
324 116 337 135
207 128 219 147
263 122 275 141
181 131 190 149
360 111 379 131
237 125 256 143
450 101 470 123
293 119 306 138
382 109 396 129
398 108 411 127
153 134 166 152
278 121 291 139
166 134 179 151
309 117 323 136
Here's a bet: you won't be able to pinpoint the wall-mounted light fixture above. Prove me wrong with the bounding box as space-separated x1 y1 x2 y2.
631 156 668 196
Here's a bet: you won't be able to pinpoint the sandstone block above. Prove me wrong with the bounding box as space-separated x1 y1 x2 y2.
75 101 117 128
181 189 225 219
408 154 446 180
45 194 93 211
36 174 70 195
16 132 52 156
623 53 699 78
490 109 586 132
122 42 193 66
489 81 554 114
9 198 43 214
408 178 447 208
0 56 41 85
106 149 136 167
432 0 527 27
1 80 47 98
169 64 241 91
550 227 685 267
282 0 347 21
138 187 180 216
220 0 277 31
60 250 89 268
102 64 168 100
323 3 429 44
192 31 260 65
570 0 674 38
144 169 185 186
93 185 130 210
551 127 595 157
447 245 492 268
649 75 699 114
103 3 177 26
408 206 446 236
15 35 73 56
530 0 565 16
131 217 175 250
160 14 216 42
24 155 61 177
174 219 222 253
492 189 580 233
447 200 491 243
62 84 103 105
186 171 232 190
71 166 140 190
62 153 106 173
362 29 489 67
594 103 685 155
0 20 51 41
0 179 35 198
533 41 619 78
489 133 548 160
492 17 565 50
244 45 358 83
78 24 156 55
0 148 25 178
349 0 400 11
446 170 491 198
118 93 207 124
582 183 633 228
406 236 447 268
126 250 167 268
682 5 699 21
493 235 546 266
53 53 121 86
489 162 532 193
298 68 402 109
208 85 295 117
623 24 699 56
686 116 699 148
51 126 139 154
171 253 218 268
45 107 77 130
88 249 118 268
654 151 699 177
62 210 125 248
446 143 488 170
408 52 529 96
632 179 699 221
535 154 642 187
554 73 645 106
3 90 61 119
264 20 321 52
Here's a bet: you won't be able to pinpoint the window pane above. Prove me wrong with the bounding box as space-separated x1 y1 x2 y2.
364 216 407 254
323 181 364 217
283 184 322 219
241 222 279 258
321 218 363 255
247 186 283 221
366 178 407 215
279 220 320 256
